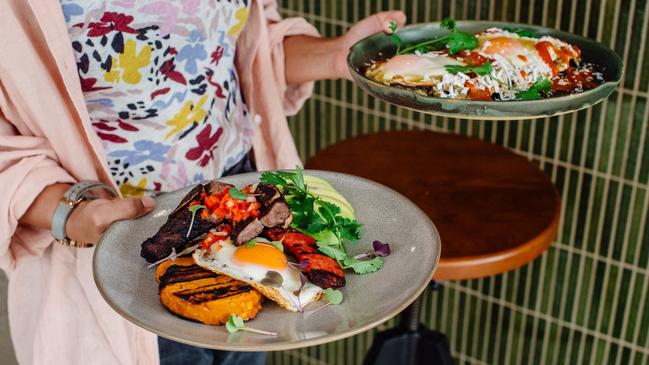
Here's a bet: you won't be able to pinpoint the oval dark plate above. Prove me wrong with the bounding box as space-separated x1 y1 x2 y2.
347 21 623 120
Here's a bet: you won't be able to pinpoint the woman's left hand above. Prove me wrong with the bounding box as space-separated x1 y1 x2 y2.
332 11 407 80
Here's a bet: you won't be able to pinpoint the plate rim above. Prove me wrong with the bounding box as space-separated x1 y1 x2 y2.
346 20 623 118
92 170 441 351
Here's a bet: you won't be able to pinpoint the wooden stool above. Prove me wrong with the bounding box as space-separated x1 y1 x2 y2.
306 130 560 280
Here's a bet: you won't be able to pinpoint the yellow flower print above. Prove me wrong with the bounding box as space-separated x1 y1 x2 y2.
120 177 148 197
228 7 249 37
164 95 208 139
103 39 151 84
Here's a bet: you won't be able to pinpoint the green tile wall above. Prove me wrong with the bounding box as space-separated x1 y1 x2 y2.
271 1 648 364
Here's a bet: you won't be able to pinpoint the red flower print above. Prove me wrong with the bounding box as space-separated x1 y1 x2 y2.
205 69 226 99
96 131 128 143
118 120 139 131
160 59 187 85
151 87 171 100
87 12 138 37
80 77 111 92
210 46 224 65
186 125 223 167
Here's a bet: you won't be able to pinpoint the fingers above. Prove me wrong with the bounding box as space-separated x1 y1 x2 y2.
99 196 156 224
375 11 407 33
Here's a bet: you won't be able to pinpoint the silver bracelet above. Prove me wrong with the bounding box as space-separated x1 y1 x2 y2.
51 181 118 248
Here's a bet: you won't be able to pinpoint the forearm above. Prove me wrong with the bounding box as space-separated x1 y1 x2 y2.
283 35 346 84
18 183 71 230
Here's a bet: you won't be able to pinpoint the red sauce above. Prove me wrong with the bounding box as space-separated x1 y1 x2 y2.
552 67 600 93
517 54 528 62
456 50 489 66
465 81 493 101
535 41 559 75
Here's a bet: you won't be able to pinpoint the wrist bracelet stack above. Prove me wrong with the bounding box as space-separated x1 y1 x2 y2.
51 181 118 248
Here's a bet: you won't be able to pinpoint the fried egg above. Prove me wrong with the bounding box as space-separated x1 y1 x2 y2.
367 53 465 86
193 239 322 312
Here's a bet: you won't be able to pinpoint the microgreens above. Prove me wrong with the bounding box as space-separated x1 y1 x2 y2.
228 187 248 200
186 204 205 238
260 167 365 273
516 78 553 100
503 27 542 38
352 240 392 260
245 238 257 248
304 288 343 319
147 243 200 269
445 61 493 76
225 314 278 336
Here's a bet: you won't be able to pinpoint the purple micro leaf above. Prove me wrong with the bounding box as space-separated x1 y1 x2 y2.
373 240 391 257
299 258 311 270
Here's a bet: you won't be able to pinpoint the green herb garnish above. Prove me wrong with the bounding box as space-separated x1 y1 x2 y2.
226 314 277 336
245 238 257 248
445 62 493 76
503 27 542 38
323 288 343 305
228 187 248 200
260 167 365 273
396 17 478 55
516 79 553 100
388 20 402 54
186 204 205 238
342 256 384 274
269 239 284 252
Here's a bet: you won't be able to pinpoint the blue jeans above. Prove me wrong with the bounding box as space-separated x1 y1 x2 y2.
158 152 264 365
158 337 266 365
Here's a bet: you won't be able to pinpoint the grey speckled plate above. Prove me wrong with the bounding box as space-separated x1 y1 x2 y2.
93 170 440 351
348 21 623 120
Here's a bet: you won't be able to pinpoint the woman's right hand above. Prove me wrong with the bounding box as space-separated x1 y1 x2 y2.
65 196 156 244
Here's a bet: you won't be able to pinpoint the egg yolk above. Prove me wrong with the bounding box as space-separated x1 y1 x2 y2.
233 244 288 270
481 36 525 55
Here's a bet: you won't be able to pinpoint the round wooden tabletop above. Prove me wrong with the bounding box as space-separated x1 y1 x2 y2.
306 130 560 280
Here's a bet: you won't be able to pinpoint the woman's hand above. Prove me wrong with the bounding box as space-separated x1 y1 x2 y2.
284 11 406 84
20 183 156 245
66 196 156 244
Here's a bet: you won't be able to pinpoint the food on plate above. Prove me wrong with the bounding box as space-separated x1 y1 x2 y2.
364 18 604 101
141 168 390 330
155 257 263 325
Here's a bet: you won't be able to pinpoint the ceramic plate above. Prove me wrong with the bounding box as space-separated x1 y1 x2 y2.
347 21 623 120
93 170 440 351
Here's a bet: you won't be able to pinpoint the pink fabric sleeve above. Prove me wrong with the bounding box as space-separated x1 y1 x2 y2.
263 0 321 116
0 112 75 271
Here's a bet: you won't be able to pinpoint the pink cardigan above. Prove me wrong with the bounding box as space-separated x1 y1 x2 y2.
0 0 318 364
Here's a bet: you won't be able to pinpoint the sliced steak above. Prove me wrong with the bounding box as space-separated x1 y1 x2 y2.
169 184 204 218
255 183 281 205
231 217 264 246
141 209 214 263
259 199 292 228
205 181 233 195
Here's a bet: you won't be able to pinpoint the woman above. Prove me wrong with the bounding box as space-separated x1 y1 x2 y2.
0 0 405 364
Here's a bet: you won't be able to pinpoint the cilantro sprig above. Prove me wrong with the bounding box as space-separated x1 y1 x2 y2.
225 314 277 336
503 27 542 38
445 62 493 76
396 17 478 55
516 79 553 100
261 168 380 274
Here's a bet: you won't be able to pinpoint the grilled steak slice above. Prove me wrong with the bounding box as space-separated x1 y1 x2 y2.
264 229 346 288
206 181 233 195
169 184 204 218
255 184 293 228
231 216 264 246
140 208 213 263
259 199 292 228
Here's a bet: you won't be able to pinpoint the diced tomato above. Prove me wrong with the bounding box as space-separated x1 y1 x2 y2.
464 81 492 101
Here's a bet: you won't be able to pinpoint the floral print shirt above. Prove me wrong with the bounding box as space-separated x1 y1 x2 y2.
61 0 255 196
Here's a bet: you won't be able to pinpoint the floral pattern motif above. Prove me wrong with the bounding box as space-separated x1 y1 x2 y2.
62 0 254 196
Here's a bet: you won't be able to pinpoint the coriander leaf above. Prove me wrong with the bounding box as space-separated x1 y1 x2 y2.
317 242 348 260
228 187 247 200
446 31 479 54
291 166 306 190
388 20 402 53
306 214 328 233
245 238 257 248
440 17 456 31
324 288 343 305
516 79 553 100
445 62 493 76
343 256 384 274
318 200 341 218
503 27 541 38
260 171 289 187
310 229 341 246
338 217 362 241
226 314 245 334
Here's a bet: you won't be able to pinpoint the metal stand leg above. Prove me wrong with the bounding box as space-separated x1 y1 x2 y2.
363 282 455 365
